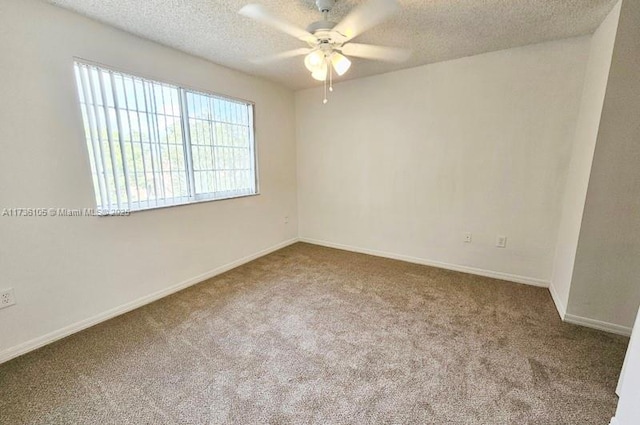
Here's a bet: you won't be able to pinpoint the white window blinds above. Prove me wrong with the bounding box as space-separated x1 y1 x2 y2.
74 61 257 213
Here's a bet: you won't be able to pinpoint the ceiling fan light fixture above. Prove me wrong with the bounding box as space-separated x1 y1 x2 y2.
311 62 329 81
331 52 351 76
304 50 325 72
239 0 410 104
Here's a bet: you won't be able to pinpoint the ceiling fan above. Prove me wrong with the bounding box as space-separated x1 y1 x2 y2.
239 0 411 103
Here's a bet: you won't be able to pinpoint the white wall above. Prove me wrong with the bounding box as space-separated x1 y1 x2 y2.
296 37 590 284
0 0 297 361
0 0 627 364
550 1 621 318
568 0 640 331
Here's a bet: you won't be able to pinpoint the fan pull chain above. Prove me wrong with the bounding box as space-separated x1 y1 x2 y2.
322 56 329 104
323 72 328 104
329 57 333 92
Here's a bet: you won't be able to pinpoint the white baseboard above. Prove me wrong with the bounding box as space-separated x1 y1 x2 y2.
300 238 635 337
548 282 632 337
4 236 626 364
548 282 567 320
564 313 632 337
0 238 299 365
299 237 550 288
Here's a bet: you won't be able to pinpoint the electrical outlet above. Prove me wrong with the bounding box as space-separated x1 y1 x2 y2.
284 216 289 224
463 232 472 243
496 235 507 248
0 288 16 309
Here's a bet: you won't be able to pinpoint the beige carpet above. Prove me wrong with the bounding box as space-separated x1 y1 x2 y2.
0 243 628 424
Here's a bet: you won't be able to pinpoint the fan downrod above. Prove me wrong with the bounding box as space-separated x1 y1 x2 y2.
315 0 336 13
308 0 338 35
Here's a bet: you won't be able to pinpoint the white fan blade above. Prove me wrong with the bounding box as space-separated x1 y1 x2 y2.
251 48 311 64
341 43 411 62
332 0 400 42
239 4 316 43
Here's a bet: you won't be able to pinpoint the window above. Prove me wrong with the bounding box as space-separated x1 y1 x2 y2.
73 60 257 213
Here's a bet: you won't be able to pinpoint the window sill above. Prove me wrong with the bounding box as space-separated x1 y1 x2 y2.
98 192 260 216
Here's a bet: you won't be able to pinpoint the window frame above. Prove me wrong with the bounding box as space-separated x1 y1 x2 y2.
72 58 260 215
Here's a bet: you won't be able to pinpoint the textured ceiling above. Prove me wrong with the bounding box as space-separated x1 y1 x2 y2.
45 0 618 90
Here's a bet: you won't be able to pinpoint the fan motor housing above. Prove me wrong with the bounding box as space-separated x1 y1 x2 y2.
306 20 336 34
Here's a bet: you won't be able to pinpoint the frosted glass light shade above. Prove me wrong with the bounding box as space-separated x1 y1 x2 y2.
331 52 351 76
311 62 328 81
304 50 325 72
